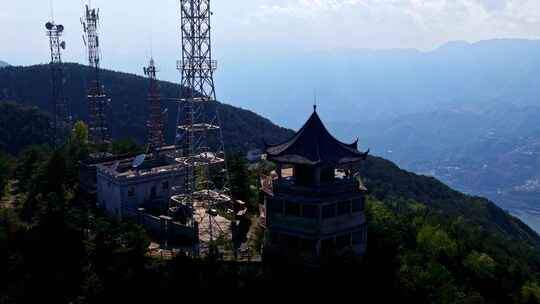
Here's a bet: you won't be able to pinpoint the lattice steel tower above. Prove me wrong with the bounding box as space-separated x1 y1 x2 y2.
81 4 111 149
175 0 227 196
45 21 70 147
144 58 165 153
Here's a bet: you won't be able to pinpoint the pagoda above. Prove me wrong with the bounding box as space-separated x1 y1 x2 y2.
262 106 369 259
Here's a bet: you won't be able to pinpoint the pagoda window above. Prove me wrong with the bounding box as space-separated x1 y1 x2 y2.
322 204 336 219
320 167 335 183
337 200 351 216
269 199 283 215
302 205 318 219
282 234 300 250
352 230 363 245
352 198 364 213
321 238 336 256
300 238 317 253
336 233 351 249
285 202 301 217
295 165 315 186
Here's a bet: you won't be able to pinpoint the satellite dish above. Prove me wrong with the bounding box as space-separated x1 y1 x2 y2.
132 154 146 168
60 41 66 50
45 22 54 30
110 161 120 172
56 24 64 32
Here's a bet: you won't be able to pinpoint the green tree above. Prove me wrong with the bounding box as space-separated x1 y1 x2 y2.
14 145 50 193
111 138 144 155
0 152 12 199
464 251 496 280
417 225 458 259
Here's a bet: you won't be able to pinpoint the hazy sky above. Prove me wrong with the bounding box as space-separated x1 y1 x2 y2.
2 0 540 81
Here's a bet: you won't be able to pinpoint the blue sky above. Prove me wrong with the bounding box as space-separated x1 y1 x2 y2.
2 0 540 82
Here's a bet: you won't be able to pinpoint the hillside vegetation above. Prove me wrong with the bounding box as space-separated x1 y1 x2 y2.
1 130 540 303
0 63 293 153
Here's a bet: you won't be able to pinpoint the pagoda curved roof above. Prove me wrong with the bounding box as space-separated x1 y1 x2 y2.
265 108 368 166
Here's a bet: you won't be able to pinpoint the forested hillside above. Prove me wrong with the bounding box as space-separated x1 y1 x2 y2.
360 156 540 249
0 101 52 154
0 63 293 153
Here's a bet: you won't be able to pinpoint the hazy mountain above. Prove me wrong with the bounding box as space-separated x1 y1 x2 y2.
0 60 8 68
216 39 540 128
329 101 540 231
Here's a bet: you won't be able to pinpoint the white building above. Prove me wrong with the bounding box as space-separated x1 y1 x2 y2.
96 154 185 219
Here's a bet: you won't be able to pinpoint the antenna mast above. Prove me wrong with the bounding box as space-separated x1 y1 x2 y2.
144 58 165 153
174 0 230 257
82 3 111 150
45 20 71 147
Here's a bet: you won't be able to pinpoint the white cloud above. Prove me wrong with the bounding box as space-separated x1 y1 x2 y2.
242 0 540 50
1 0 540 70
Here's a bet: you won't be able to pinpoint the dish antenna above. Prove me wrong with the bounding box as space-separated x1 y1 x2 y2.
110 161 120 172
45 22 54 30
132 154 146 168
56 24 64 32
60 41 66 49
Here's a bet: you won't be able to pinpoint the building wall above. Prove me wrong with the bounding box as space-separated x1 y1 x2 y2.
97 170 184 219
264 190 368 257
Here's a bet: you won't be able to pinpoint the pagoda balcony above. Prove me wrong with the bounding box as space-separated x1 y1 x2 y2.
269 212 366 237
273 177 361 197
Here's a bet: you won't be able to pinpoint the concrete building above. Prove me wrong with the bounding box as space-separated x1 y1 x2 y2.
96 153 185 219
262 106 369 260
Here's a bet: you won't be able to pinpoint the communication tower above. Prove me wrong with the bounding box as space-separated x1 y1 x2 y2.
45 21 71 147
81 3 111 149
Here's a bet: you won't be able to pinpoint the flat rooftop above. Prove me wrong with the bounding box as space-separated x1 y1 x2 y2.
97 152 225 180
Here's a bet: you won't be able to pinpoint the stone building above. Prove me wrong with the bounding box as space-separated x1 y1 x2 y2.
262 107 369 259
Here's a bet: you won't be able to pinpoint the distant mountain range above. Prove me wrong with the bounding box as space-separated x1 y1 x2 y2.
217 39 540 129
0 61 9 68
328 101 540 232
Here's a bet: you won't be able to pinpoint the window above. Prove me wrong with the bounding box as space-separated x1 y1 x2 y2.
302 205 318 219
269 200 283 214
321 167 335 182
322 204 336 219
321 238 336 256
128 187 135 197
285 202 301 217
352 198 364 212
336 234 351 249
337 201 351 216
162 181 169 190
300 238 317 253
281 234 300 250
295 165 315 186
270 232 281 243
352 231 363 245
